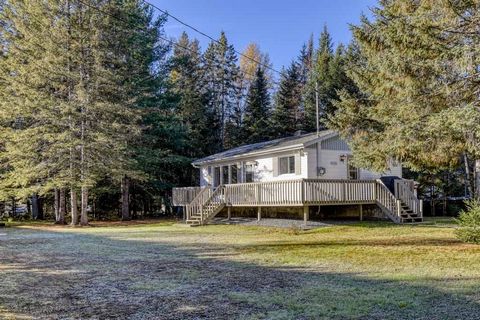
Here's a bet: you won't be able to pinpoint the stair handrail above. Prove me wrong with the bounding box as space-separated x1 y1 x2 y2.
394 179 422 217
186 186 212 221
375 179 402 222
200 185 226 221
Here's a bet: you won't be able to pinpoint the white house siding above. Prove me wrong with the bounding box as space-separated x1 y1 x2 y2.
198 134 402 186
254 152 308 181
199 151 309 186
360 164 402 179
306 145 317 178
316 149 349 179
308 136 403 180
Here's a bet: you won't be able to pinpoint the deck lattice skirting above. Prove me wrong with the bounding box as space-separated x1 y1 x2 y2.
172 179 423 226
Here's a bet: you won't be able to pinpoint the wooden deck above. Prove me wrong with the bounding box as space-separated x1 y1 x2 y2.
172 179 423 225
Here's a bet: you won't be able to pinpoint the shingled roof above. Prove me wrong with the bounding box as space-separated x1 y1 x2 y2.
192 130 334 166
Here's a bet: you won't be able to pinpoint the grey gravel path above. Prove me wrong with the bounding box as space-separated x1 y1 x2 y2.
209 217 330 229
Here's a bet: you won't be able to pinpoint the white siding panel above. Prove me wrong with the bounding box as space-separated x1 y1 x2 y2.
306 145 317 178
317 150 349 179
320 136 350 151
254 152 308 182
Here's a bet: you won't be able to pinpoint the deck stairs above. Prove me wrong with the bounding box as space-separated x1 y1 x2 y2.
186 185 226 226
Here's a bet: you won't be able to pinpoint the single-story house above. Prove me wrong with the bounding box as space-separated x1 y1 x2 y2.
192 130 401 186
173 130 422 226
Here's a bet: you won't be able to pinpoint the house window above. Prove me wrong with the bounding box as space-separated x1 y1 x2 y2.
245 164 254 183
279 156 295 175
230 165 238 184
222 166 229 185
214 167 221 187
207 166 212 184
347 158 359 180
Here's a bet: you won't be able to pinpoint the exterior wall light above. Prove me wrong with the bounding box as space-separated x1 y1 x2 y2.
317 167 326 176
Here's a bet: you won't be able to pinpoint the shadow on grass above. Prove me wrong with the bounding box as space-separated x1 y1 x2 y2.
0 226 479 319
238 237 463 250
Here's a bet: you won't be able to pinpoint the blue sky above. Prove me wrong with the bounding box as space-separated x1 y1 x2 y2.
152 0 378 70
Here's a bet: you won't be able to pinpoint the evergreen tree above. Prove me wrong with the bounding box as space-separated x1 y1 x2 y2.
296 34 315 126
329 1 480 195
0 0 165 224
171 32 215 158
203 32 240 150
304 25 336 131
243 67 271 144
271 61 303 137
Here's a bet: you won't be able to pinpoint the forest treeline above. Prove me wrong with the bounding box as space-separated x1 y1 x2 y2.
0 0 354 223
1 0 478 223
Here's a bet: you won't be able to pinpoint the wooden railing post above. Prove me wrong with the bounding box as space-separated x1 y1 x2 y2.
301 179 305 205
419 199 423 218
396 200 402 219
256 183 261 205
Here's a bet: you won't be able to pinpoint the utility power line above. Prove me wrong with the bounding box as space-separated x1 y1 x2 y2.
77 0 282 86
141 0 285 78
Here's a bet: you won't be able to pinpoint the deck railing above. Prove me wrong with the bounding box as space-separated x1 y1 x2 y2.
174 179 421 220
185 187 213 221
375 180 402 223
225 180 304 206
172 186 205 206
174 178 422 224
175 179 381 207
394 180 423 218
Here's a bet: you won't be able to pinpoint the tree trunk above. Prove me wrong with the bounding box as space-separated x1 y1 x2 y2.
132 183 137 219
80 186 88 226
121 176 130 221
54 189 60 222
58 188 66 224
70 189 78 226
475 159 480 200
464 154 474 198
31 194 43 220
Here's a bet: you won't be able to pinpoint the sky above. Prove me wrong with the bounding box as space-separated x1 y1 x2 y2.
152 0 378 71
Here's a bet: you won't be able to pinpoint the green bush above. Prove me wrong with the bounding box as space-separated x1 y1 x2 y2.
455 200 480 244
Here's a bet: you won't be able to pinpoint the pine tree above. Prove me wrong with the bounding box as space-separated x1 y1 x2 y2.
296 34 314 125
203 32 240 150
304 25 336 131
243 67 271 144
271 61 303 137
0 0 160 224
329 1 480 194
171 32 216 158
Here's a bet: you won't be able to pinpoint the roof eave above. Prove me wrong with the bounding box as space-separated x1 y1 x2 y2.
192 143 305 167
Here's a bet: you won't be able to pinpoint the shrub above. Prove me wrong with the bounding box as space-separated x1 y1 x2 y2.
455 200 480 244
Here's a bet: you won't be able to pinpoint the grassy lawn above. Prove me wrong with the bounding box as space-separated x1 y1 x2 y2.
1 219 480 319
